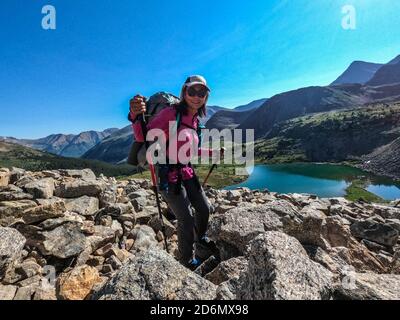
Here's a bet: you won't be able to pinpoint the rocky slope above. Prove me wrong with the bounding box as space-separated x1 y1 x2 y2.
360 137 400 181
0 129 118 158
1 168 400 300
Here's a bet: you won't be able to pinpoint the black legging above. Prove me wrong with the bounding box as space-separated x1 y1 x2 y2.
161 177 212 263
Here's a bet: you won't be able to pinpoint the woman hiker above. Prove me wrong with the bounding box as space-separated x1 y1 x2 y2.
129 75 224 269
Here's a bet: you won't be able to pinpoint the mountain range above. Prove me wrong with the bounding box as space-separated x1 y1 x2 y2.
0 129 118 158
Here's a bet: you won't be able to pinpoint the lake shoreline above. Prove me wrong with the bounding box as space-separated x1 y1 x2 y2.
227 161 400 203
256 158 400 183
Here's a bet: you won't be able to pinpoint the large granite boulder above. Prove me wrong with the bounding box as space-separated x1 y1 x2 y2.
238 231 334 300
95 248 217 300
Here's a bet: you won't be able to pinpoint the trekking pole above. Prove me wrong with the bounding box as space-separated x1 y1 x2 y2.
202 164 217 188
202 147 225 188
149 161 169 253
140 112 170 253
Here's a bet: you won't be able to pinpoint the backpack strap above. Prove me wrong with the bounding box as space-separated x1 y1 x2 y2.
175 108 182 134
178 116 204 148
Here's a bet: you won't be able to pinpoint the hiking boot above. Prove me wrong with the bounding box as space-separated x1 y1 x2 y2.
184 257 201 271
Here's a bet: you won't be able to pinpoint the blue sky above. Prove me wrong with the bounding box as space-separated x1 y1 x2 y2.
1 0 400 139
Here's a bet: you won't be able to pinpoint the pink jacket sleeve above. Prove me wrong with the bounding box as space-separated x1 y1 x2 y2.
131 108 176 143
131 115 144 142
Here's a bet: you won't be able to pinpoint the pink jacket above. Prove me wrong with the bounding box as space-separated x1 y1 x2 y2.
131 106 216 183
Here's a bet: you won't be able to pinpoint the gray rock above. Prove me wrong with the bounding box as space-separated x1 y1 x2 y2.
216 281 237 300
322 216 386 273
8 167 25 184
304 245 349 275
0 185 33 201
0 184 23 193
238 232 334 300
0 227 26 279
99 188 117 208
32 282 57 300
16 274 42 288
361 239 387 253
372 204 400 219
385 218 400 233
214 205 236 215
0 200 37 226
350 220 399 247
0 284 17 300
135 206 158 224
130 197 147 212
205 256 248 285
148 216 176 239
38 212 84 230
226 190 242 202
42 170 61 179
283 205 330 250
36 197 65 206
130 225 158 252
24 178 54 199
21 201 66 225
13 284 39 300
15 259 42 279
64 196 99 216
391 250 400 274
335 272 400 300
15 175 36 189
95 248 217 300
110 220 123 239
55 180 105 198
127 190 149 199
329 197 351 207
59 169 96 181
99 203 135 218
0 168 10 187
106 255 123 270
208 203 283 259
86 226 118 252
37 222 86 259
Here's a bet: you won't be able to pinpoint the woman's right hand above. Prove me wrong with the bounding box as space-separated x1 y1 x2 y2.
129 94 147 117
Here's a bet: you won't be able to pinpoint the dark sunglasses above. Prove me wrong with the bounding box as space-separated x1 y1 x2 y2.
187 86 208 98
